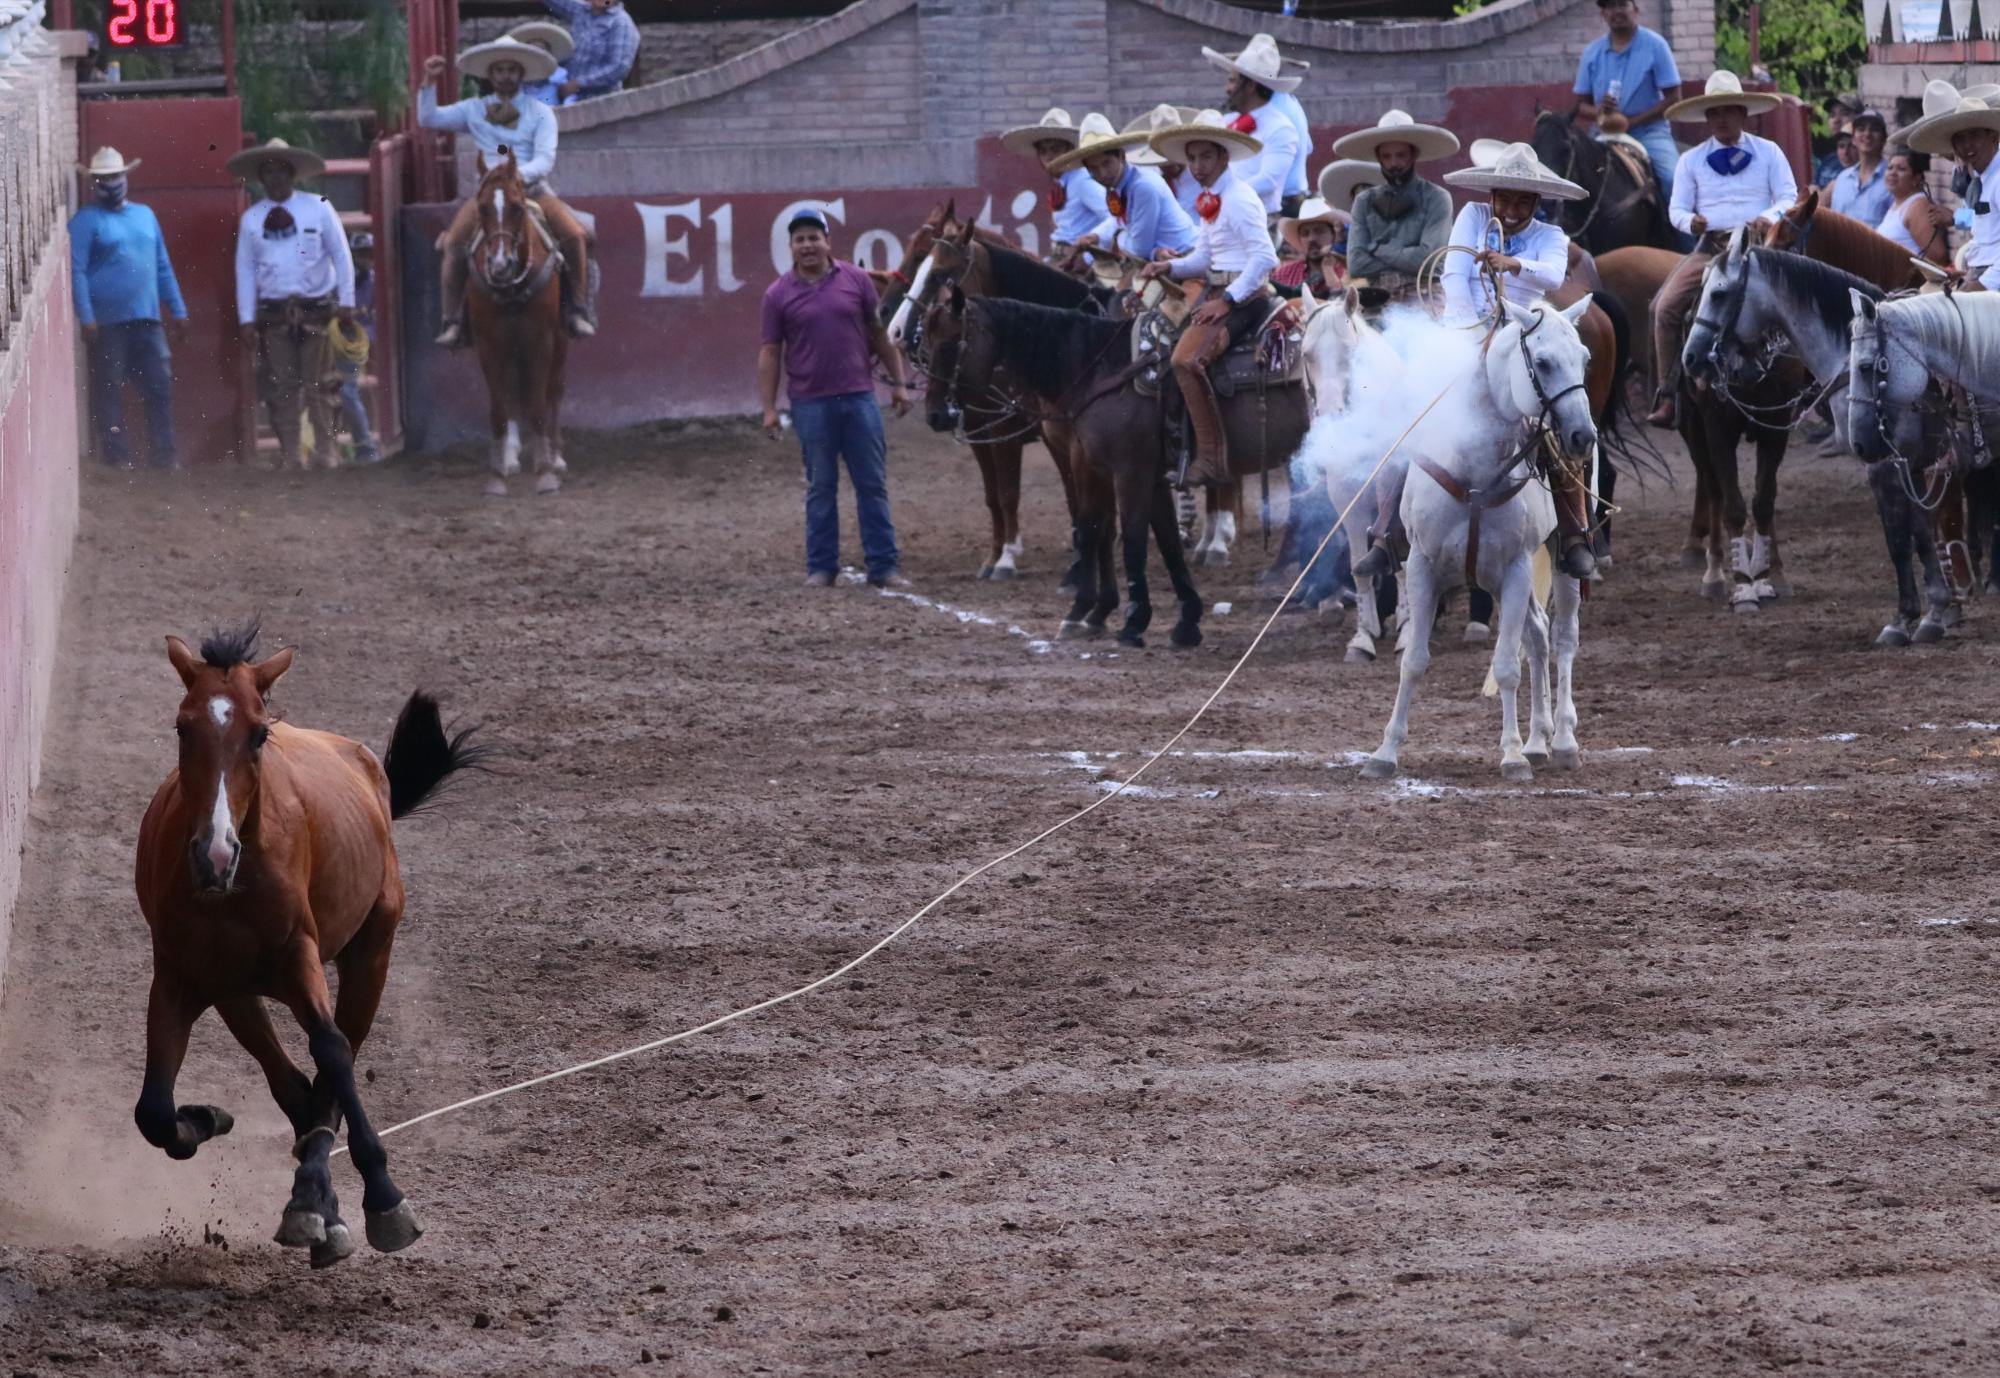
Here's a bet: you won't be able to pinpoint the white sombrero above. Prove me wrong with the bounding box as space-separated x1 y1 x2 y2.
1279 196 1349 254
1665 69 1781 122
458 36 559 85
80 146 141 177
1149 108 1262 167
1444 142 1587 200
1201 32 1304 94
505 21 573 62
1314 158 1378 214
1330 109 1460 163
1124 104 1200 166
1903 80 2000 157
225 137 325 180
1000 108 1085 158
1047 113 1149 174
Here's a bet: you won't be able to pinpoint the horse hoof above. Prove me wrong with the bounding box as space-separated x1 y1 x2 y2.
1200 548 1230 568
1463 621 1491 645
1731 595 1761 616
1117 632 1145 649
1914 618 1946 644
976 563 995 580
1359 757 1397 781
183 1105 233 1140
1058 620 1090 640
1876 624 1913 648
1343 645 1376 665
482 477 508 498
1763 575 1793 599
1550 747 1582 771
1171 623 1202 649
275 1210 327 1249
364 1200 424 1254
1057 580 1080 598
1501 760 1535 783
553 454 569 474
310 1223 356 1269
1753 579 1779 604
1940 602 1966 629
1701 579 1726 602
990 565 1017 581
534 473 561 496
1525 748 1550 766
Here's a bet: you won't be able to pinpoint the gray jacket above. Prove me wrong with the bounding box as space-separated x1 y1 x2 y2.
1346 177 1454 282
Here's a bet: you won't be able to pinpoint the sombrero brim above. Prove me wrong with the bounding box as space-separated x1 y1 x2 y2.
225 145 325 179
1000 125 1082 158
1315 159 1377 213
1149 127 1261 167
1665 91 1783 121
459 42 560 83
1047 132 1150 174
1200 46 1302 94
1329 124 1460 163
1443 168 1588 201
79 157 142 175
1905 107 2000 157
505 22 574 60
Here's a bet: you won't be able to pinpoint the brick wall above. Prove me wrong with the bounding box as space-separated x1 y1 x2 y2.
0 26 86 999
458 14 805 84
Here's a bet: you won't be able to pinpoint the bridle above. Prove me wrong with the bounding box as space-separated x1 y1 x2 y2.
1689 247 1844 425
1503 306 1589 430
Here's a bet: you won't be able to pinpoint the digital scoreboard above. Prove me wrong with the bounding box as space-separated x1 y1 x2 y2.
106 0 186 50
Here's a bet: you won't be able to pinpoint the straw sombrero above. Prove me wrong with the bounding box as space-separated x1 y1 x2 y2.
1315 158 1378 214
80 146 141 177
1903 79 2000 157
1149 108 1262 167
1279 196 1349 254
1201 32 1304 94
1665 70 1781 122
1330 109 1460 163
1444 142 1587 201
1124 104 1200 167
459 36 559 84
505 21 574 62
225 138 325 180
1000 108 1085 158
1047 113 1149 174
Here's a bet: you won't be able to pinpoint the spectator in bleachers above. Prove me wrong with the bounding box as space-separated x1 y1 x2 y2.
509 21 575 107
541 0 639 102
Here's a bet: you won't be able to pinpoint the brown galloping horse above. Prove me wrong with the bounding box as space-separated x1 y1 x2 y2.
468 151 566 498
134 624 486 1268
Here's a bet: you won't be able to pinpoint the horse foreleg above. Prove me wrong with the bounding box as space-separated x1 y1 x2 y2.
1061 465 1106 637
1362 554 1438 780
133 978 231 1161
1549 573 1583 768
1682 412 1714 571
1045 431 1087 596
1750 424 1788 599
1091 475 1120 630
972 444 1005 578
1492 557 1536 782
1867 461 1923 646
1115 470 1155 646
1522 590 1553 766
1912 476 1956 644
1200 482 1240 566
994 439 1025 579
1149 480 1204 648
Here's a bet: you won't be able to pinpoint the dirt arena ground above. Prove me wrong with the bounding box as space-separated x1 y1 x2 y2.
2 417 1998 1377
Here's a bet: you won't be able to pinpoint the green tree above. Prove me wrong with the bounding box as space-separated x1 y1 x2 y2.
1716 0 1866 133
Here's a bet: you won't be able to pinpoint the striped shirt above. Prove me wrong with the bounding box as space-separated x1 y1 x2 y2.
540 0 639 98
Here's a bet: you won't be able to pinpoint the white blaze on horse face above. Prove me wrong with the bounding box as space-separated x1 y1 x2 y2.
888 254 934 345
208 696 232 727
493 187 505 225
205 772 236 881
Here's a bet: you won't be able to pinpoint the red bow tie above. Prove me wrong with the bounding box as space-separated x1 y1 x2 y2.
1196 190 1221 222
1107 189 1127 222
1229 112 1257 134
1047 182 1067 213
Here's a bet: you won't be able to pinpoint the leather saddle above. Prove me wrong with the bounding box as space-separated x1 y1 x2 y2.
1130 296 1307 399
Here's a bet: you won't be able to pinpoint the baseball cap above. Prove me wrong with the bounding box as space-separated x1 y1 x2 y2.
350 230 374 250
785 207 831 234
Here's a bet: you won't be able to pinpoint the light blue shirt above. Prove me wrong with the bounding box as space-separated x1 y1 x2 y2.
1088 164 1196 259
1573 25 1681 119
1052 165 1110 244
1829 160 1893 228
417 87 558 186
523 63 569 107
69 201 186 326
1264 89 1313 199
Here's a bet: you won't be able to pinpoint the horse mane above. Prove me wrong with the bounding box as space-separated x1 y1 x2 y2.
199 620 262 669
981 240 1104 310
1875 293 2000 394
1795 207 1918 291
1750 247 1883 326
972 297 1131 398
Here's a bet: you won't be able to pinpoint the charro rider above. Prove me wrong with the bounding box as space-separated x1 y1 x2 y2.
1646 70 1794 426
420 36 596 345
1124 104 1203 220
1904 81 2000 292
1270 197 1347 298
1334 109 1459 303
1135 109 1276 489
1055 114 1197 265
999 108 1108 266
1201 32 1305 222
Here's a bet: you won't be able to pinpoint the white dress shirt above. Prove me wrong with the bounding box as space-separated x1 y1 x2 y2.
1234 104 1300 214
234 193 355 323
1263 89 1314 200
1165 167 1202 218
1441 203 1569 324
1970 156 2000 292
419 87 559 187
1668 133 1798 236
1167 166 1279 303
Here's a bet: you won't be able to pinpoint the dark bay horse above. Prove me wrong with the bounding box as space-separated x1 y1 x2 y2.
1530 110 1675 254
468 152 566 497
922 288 1204 647
135 625 486 1267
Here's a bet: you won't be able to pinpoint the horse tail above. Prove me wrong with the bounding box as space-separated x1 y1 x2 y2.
383 692 493 820
1590 289 1671 485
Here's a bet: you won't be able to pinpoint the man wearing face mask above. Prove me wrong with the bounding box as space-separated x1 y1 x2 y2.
230 138 354 470
1332 109 1459 304
70 146 187 470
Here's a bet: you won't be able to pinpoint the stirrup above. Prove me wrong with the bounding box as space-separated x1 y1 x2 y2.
435 321 465 348
1350 541 1395 580
1558 537 1598 581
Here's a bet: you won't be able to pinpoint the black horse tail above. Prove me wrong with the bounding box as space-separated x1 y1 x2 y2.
1590 288 1671 486
384 692 493 821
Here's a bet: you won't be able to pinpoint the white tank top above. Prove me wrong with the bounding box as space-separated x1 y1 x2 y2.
1877 194 1924 253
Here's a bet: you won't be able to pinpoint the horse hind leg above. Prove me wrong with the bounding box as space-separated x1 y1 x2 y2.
1522 592 1553 766
1491 558 1537 782
1362 555 1438 780
1148 480 1204 648
993 441 1026 579
1867 462 1923 646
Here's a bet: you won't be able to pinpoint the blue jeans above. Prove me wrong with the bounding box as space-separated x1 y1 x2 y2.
1626 121 1679 203
793 391 899 578
88 319 175 467
336 356 378 459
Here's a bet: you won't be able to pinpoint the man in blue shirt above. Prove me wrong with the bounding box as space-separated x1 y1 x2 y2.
1054 114 1197 264
1571 0 1683 199
1829 108 1893 227
999 109 1108 263
69 146 186 469
541 0 638 101
508 21 573 106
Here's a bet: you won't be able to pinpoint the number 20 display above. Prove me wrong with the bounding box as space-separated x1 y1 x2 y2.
108 0 184 49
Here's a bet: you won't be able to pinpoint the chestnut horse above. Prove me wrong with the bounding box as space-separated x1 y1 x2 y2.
468 152 566 497
134 624 486 1268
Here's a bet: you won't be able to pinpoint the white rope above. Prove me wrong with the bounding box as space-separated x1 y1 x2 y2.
340 373 1459 1156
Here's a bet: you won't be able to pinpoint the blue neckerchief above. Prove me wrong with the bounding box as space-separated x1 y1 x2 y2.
1706 144 1753 177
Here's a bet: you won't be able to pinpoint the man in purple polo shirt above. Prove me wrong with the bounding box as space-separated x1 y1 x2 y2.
759 208 912 588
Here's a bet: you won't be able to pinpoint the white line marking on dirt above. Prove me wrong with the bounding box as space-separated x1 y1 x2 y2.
844 569 1055 655
1729 731 1860 747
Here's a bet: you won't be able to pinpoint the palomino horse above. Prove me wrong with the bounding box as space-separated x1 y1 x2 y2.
923 287 1205 647
1529 110 1676 255
468 152 566 498
135 625 486 1268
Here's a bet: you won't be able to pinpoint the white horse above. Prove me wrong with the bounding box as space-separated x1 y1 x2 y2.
1360 297 1597 782
1847 289 2000 459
